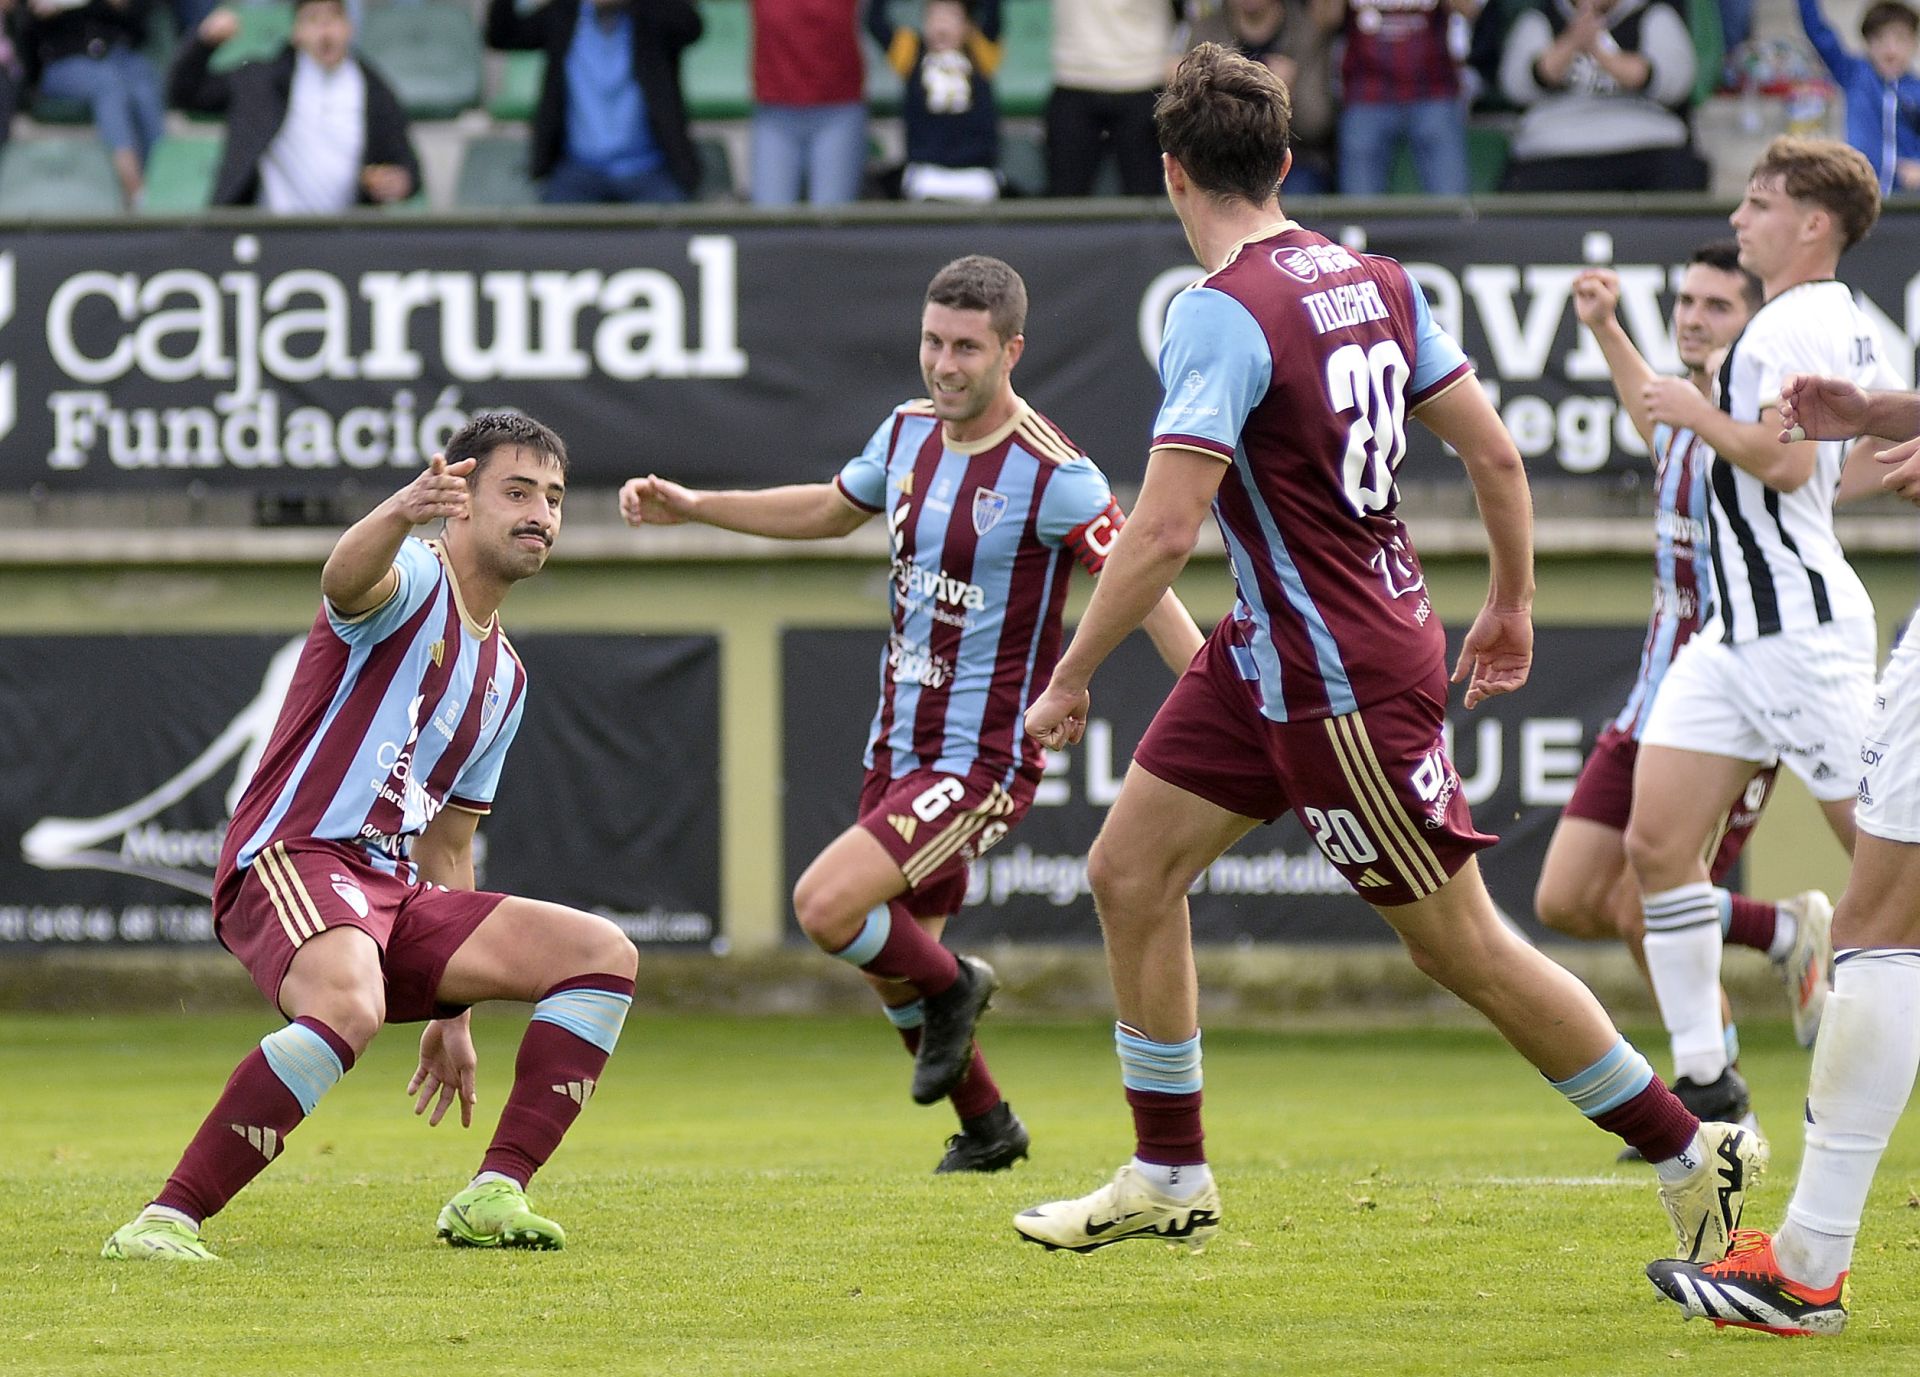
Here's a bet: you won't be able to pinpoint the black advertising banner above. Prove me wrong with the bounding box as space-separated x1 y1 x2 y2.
0 634 720 948
782 624 1650 945
0 212 1913 494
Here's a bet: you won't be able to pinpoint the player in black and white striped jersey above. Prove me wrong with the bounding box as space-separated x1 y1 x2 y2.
1623 137 1896 1132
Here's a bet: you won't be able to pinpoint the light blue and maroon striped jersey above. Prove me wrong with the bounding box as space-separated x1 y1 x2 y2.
1612 421 1716 738
835 397 1119 784
217 538 529 893
1151 223 1472 723
1341 0 1459 105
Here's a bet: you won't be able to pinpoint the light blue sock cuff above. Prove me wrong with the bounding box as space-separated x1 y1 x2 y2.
531 988 633 1055
1715 887 1732 935
884 1000 926 1030
1550 1038 1654 1118
834 905 891 967
1724 1022 1740 1066
260 1022 346 1116
1116 1023 1203 1095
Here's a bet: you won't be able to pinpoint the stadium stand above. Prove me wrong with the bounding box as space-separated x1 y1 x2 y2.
0 135 122 212
138 131 221 211
682 0 751 119
488 48 545 122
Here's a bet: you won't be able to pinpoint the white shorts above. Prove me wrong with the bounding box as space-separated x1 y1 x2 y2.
1858 626 1920 842
1640 617 1875 803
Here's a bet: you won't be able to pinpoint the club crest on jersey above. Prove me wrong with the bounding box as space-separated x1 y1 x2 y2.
429 639 445 669
972 488 1009 535
480 678 502 732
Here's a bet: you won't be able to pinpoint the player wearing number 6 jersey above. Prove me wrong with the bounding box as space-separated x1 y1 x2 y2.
620 256 1203 1171
1014 42 1761 1259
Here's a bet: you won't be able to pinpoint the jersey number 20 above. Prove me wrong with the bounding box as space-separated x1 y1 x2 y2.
1326 340 1410 517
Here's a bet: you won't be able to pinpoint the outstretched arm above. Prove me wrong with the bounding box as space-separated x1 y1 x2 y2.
619 475 873 539
1572 269 1659 450
1643 379 1818 491
1026 448 1223 748
323 454 475 615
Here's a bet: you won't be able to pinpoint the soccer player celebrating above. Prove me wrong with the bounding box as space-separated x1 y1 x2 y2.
103 414 641 1261
619 256 1202 1171
1625 137 1893 1131
1535 244 1830 1143
1648 377 1920 1336
1013 42 1760 1260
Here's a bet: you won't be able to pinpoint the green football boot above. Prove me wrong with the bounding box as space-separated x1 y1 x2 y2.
435 1179 566 1250
101 1213 220 1262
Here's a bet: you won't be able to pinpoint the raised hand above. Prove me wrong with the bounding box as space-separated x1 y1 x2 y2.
1571 269 1621 330
618 474 698 527
392 453 476 525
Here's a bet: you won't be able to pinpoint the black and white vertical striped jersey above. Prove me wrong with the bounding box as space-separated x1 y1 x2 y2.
1707 280 1893 644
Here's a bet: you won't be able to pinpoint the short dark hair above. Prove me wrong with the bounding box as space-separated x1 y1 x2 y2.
1862 1 1919 40
924 255 1027 342
445 411 569 477
1153 42 1292 205
1687 239 1763 312
1749 137 1883 252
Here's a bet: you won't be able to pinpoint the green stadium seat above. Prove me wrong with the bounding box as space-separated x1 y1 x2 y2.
361 3 484 119
456 133 540 207
1000 127 1044 197
210 3 294 73
1688 0 1726 106
684 0 751 119
489 49 546 121
997 0 1052 118
0 138 124 213
139 134 222 212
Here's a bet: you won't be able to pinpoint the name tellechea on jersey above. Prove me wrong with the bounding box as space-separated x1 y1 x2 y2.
836 398 1120 783
221 537 528 887
1150 223 1473 723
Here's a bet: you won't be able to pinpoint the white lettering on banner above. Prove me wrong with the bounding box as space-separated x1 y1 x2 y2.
0 904 215 944
1442 715 1586 808
36 234 746 471
964 843 1352 909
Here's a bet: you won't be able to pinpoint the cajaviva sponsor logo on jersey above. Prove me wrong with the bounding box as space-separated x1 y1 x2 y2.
892 557 987 612
370 695 446 836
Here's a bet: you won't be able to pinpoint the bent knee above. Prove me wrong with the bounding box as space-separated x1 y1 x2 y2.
1087 837 1187 915
590 918 639 981
309 992 384 1054
1533 881 1609 940
790 875 859 948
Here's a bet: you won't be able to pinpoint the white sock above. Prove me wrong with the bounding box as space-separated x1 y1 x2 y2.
1642 883 1728 1083
471 1170 524 1190
1130 1156 1213 1200
1766 909 1799 963
1650 1128 1706 1184
1777 951 1920 1289
138 1203 199 1232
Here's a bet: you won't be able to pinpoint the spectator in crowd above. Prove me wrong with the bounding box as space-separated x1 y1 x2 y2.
487 0 703 205
20 0 165 207
867 0 1003 202
1188 0 1340 194
1799 0 1920 193
1047 0 1181 196
0 0 24 155
1329 0 1474 195
171 0 419 211
750 0 866 205
1499 0 1703 191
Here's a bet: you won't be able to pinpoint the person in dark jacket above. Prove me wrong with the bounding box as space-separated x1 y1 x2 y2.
170 0 419 211
21 0 166 206
486 0 702 204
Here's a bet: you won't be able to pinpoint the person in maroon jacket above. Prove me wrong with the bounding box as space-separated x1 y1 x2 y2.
749 0 867 204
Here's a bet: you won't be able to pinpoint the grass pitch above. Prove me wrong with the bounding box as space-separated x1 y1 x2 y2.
4 1010 1919 1376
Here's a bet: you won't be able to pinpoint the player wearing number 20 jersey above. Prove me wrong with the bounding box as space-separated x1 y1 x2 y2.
1151 226 1470 724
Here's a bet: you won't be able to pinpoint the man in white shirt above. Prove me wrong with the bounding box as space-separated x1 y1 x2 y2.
169 0 419 211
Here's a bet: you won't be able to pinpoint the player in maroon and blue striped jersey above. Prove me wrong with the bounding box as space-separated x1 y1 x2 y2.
621 256 1202 1171
104 414 641 1262
1013 43 1763 1260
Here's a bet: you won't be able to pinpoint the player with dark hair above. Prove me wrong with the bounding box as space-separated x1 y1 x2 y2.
1648 376 1920 1336
1012 42 1760 1259
104 412 641 1260
620 255 1203 1172
1627 136 1893 1137
1537 241 1831 1147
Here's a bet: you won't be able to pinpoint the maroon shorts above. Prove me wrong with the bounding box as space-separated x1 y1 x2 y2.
215 839 506 1023
1132 634 1493 908
1563 725 1776 883
856 764 1035 918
